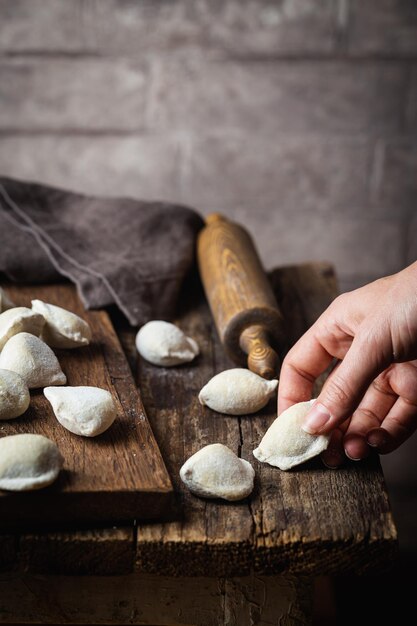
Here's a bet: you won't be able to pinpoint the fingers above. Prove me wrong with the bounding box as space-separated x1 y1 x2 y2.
279 268 417 447
366 428 395 453
321 362 417 463
321 423 349 469
365 361 417 453
343 433 371 462
382 360 417 403
367 397 417 453
302 326 391 435
321 372 397 466
277 329 334 415
278 293 365 416
343 375 397 460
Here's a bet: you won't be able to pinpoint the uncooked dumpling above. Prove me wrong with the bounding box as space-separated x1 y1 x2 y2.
0 306 45 350
31 299 92 349
44 386 117 437
136 320 199 367
0 288 15 313
0 369 30 420
199 368 278 415
0 332 66 389
180 443 255 501
0 433 63 491
253 400 330 470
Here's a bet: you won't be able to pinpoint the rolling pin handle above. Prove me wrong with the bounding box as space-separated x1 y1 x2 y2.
239 325 280 380
205 213 226 225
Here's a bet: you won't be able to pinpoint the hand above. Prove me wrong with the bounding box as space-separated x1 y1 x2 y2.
277 261 417 467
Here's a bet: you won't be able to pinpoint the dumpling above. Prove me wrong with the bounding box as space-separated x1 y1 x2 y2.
0 332 66 389
0 306 45 350
31 300 92 349
199 368 277 415
136 320 199 367
180 443 255 501
0 287 15 313
0 433 63 491
0 369 30 420
253 399 330 470
44 386 117 437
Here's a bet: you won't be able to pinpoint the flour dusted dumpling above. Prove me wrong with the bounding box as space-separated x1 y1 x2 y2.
136 320 199 367
199 368 278 415
180 443 255 501
0 434 63 491
0 369 30 420
31 300 92 349
44 386 117 437
253 400 330 471
0 333 66 389
0 288 15 313
0 307 45 350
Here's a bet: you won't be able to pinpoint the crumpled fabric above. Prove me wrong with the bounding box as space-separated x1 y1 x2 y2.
0 176 203 325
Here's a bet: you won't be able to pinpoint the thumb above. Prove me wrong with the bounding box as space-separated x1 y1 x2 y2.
302 331 390 435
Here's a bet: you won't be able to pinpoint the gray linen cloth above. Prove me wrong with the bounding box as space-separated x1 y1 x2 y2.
0 177 203 325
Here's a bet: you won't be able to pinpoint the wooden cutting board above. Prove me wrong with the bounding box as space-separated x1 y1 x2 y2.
0 283 174 527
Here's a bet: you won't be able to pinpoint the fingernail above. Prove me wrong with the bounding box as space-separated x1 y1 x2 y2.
302 403 331 434
344 436 369 461
367 428 388 449
321 450 344 469
322 460 340 470
344 450 362 461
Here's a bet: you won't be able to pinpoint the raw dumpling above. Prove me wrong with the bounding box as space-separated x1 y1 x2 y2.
0 306 45 350
180 443 255 501
0 332 66 389
44 386 117 437
253 400 330 470
199 368 278 415
0 287 15 313
0 433 63 491
0 369 30 420
136 320 199 367
31 299 92 349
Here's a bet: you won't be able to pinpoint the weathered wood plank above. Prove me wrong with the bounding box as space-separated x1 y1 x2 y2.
0 283 173 527
135 264 397 576
0 264 397 579
135 283 255 577
19 527 135 575
0 572 311 625
0 535 16 572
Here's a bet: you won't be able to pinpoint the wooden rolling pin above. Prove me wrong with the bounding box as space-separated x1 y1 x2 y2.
197 214 284 379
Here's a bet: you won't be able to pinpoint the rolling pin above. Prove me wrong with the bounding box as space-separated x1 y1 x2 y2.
197 213 284 380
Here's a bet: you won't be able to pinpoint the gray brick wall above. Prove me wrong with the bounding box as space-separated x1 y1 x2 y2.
0 0 416 292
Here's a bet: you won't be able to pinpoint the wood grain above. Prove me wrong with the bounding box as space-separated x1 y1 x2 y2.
197 214 283 379
135 263 397 576
0 534 16 572
19 527 135 575
0 283 173 527
0 572 311 626
0 264 398 578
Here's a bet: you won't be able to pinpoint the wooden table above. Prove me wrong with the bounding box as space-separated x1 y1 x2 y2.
0 263 397 625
